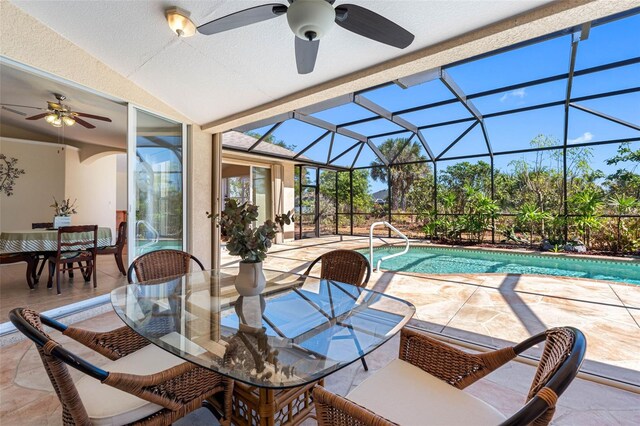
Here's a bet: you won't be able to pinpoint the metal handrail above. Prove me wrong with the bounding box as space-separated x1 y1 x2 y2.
369 221 410 272
135 220 159 251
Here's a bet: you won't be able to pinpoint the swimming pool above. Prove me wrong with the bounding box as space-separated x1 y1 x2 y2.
362 246 640 286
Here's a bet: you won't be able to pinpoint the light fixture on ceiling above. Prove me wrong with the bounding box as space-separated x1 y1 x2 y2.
166 7 196 37
287 0 336 41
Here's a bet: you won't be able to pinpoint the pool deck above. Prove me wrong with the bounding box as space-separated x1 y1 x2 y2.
251 236 640 386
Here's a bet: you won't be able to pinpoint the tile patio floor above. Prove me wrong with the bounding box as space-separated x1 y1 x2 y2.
0 236 638 424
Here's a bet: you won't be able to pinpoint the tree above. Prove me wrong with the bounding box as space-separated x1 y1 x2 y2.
516 202 552 245
438 161 491 213
570 188 603 247
605 143 640 199
370 138 429 211
608 194 638 253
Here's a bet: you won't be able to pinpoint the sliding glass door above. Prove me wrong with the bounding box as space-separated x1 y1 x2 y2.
127 106 186 263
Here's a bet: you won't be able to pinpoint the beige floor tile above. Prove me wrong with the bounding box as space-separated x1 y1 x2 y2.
610 283 640 309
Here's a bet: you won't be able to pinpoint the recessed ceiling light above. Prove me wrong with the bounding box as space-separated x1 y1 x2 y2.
166 7 196 38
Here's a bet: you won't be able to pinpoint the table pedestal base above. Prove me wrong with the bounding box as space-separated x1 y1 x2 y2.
210 379 322 426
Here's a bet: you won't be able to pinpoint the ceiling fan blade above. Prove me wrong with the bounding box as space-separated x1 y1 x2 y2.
335 4 414 49
198 4 287 35
295 37 319 74
74 112 112 122
1 106 27 116
25 113 48 121
73 117 96 129
1 103 45 110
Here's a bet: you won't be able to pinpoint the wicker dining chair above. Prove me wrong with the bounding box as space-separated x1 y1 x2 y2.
314 326 586 426
303 249 371 287
127 249 205 284
10 307 233 426
304 249 372 370
97 221 127 276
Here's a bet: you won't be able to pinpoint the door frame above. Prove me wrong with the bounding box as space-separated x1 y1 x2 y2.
126 103 188 266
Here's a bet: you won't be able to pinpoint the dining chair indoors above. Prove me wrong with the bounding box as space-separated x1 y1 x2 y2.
31 222 55 284
9 307 233 426
0 253 36 289
47 225 98 295
304 249 372 370
127 249 205 284
314 326 587 426
97 221 127 276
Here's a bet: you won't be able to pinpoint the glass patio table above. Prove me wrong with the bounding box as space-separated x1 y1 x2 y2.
111 267 415 425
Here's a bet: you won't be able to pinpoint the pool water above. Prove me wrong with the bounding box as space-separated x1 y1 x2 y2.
362 246 640 286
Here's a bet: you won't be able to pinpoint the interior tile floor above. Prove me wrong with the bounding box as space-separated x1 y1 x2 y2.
0 253 129 321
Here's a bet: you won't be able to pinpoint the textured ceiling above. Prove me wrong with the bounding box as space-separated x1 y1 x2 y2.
0 62 127 148
11 0 552 126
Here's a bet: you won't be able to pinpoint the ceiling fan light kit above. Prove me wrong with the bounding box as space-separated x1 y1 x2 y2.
1 93 112 130
166 7 196 37
287 0 335 41
195 0 414 74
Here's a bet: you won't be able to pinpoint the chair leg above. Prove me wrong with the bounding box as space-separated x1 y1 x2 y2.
47 260 54 288
67 263 74 278
92 259 97 288
360 357 368 371
56 263 62 295
36 256 47 282
114 253 126 276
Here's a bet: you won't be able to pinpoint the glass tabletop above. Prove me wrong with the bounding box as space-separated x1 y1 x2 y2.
111 268 415 389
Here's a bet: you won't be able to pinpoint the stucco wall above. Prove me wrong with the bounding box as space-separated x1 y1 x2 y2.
0 138 66 230
64 148 117 239
115 154 127 211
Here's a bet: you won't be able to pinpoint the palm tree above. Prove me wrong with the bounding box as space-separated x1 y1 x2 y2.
517 202 552 246
371 138 428 211
570 189 603 248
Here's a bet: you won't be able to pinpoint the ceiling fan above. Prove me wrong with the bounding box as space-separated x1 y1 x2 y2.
1 93 112 129
196 0 415 74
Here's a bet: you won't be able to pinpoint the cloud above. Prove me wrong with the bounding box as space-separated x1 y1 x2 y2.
568 132 594 144
499 88 527 102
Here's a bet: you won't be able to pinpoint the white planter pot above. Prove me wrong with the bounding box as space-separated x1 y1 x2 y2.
235 261 266 296
53 216 71 229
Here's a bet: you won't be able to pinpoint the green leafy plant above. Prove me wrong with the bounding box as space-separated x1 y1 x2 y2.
551 244 563 253
516 202 552 245
208 199 294 263
50 197 78 216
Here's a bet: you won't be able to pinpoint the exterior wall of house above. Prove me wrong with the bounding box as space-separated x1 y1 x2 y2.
1 2 214 267
221 152 296 241
0 138 66 231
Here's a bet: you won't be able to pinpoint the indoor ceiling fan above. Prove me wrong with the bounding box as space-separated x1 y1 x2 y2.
1 93 112 129
197 0 415 74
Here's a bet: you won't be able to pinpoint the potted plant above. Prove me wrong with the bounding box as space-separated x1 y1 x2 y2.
50 197 78 229
209 199 293 296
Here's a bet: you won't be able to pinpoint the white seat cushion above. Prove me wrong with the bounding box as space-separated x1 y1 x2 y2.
76 343 185 426
346 358 507 426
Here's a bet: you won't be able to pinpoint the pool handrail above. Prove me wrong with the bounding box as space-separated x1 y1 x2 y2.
369 221 410 272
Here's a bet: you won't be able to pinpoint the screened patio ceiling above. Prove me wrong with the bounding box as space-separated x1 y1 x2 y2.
222 9 640 170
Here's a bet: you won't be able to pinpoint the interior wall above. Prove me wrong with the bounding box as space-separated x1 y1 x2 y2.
64 148 117 238
115 153 127 211
0 138 66 230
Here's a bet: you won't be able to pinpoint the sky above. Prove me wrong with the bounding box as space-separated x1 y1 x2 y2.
245 13 640 193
